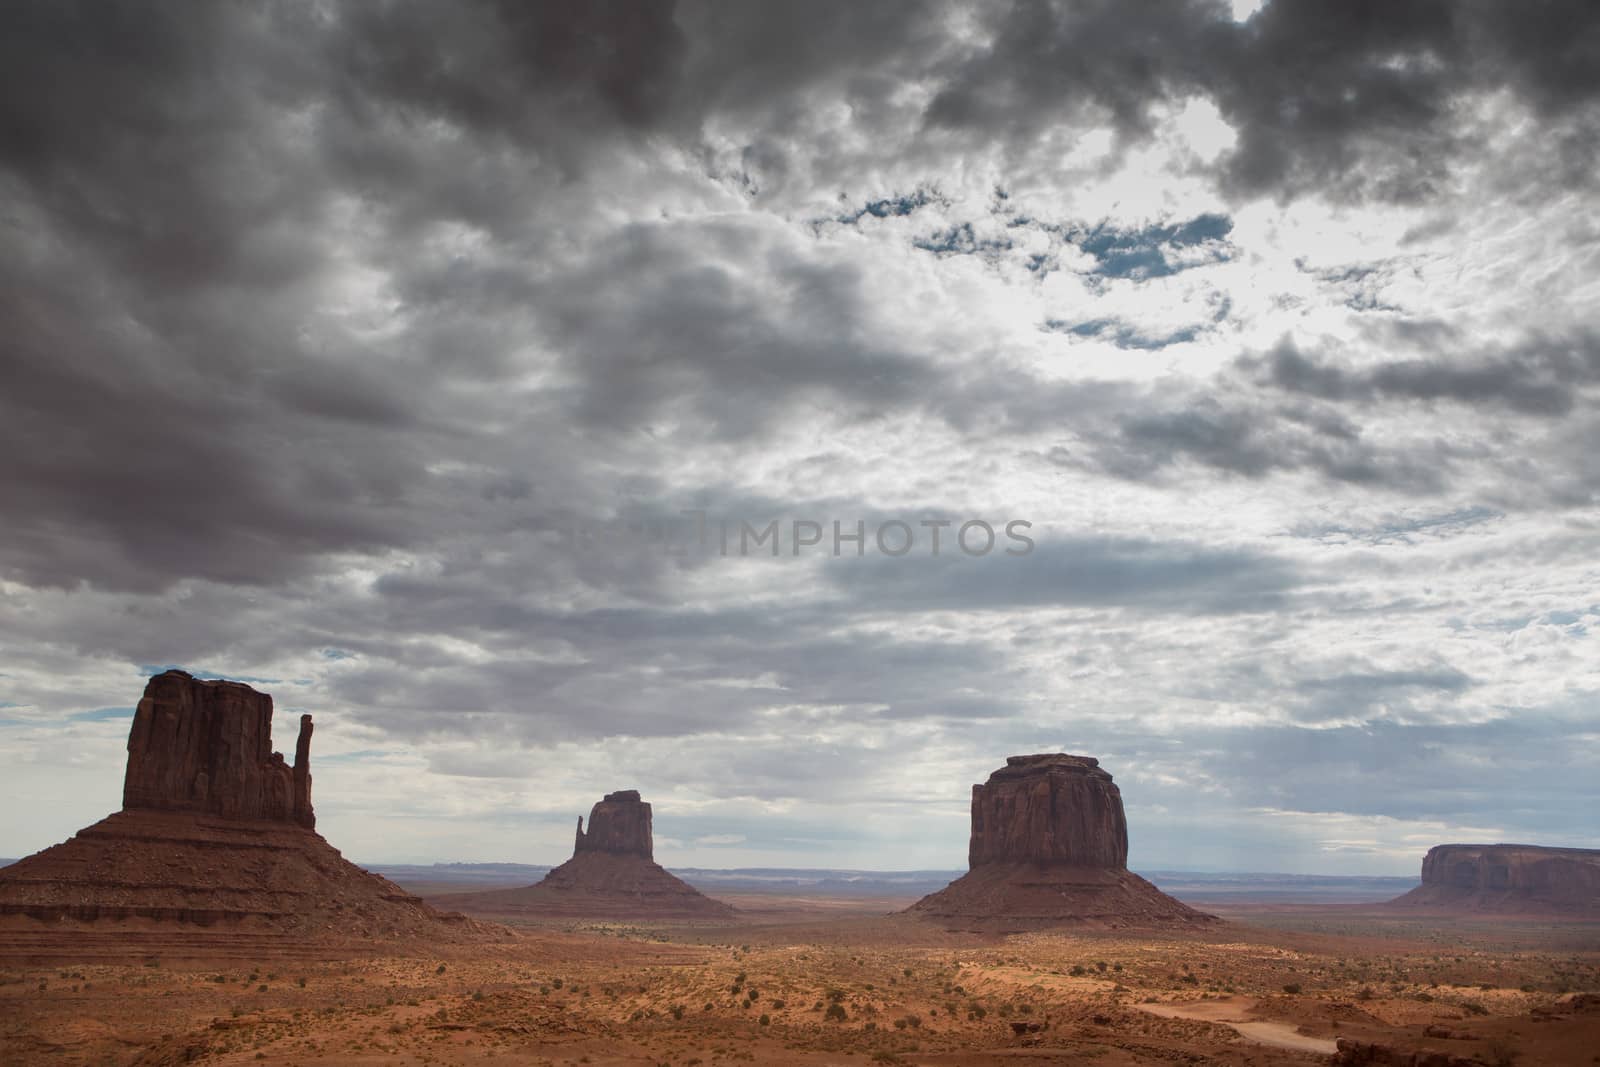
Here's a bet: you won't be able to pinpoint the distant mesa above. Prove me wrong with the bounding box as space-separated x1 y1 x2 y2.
0 670 496 947
907 754 1216 930
1386 843 1600 917
432 790 735 920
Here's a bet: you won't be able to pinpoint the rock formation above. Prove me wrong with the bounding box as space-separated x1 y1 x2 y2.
908 754 1214 930
0 670 500 949
967 754 1128 868
1387 843 1600 916
573 789 652 858
123 670 315 827
431 790 735 920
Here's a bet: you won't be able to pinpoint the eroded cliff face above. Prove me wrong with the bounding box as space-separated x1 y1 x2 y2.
1388 843 1600 915
1420 844 1600 894
122 669 314 828
968 754 1129 869
574 789 653 859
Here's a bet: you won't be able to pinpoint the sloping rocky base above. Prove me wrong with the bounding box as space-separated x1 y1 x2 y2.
0 808 496 940
433 851 735 921
907 862 1217 931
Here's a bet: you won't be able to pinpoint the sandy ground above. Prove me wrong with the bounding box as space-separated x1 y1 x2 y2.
3 899 1599 1066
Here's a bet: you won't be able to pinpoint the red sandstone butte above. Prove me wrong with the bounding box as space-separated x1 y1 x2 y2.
1387 843 1600 916
123 669 315 828
432 790 735 920
0 670 499 948
908 754 1214 930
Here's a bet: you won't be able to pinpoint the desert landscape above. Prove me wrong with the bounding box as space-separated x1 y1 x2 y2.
6 2 1600 1065
3 673 1597 1066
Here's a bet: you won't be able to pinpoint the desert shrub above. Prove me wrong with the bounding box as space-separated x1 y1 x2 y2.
770 999 785 1010
826 988 846 1003
824 1003 847 1022
1462 1001 1489 1016
671 1004 685 1020
758 1013 770 1026
1070 965 1087 977
1357 987 1374 1001
1282 983 1302 995
1485 1038 1521 1066
1096 961 1109 973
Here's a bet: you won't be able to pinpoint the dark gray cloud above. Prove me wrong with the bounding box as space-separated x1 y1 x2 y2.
1250 334 1600 416
3 0 1598 871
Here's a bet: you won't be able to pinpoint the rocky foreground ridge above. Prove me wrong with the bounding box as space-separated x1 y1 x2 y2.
909 754 1214 930
1388 843 1600 916
432 790 735 919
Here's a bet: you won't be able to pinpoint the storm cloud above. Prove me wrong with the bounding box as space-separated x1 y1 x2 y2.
1 0 1596 873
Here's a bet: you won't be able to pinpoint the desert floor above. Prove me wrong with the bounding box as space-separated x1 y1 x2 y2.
3 896 1599 1066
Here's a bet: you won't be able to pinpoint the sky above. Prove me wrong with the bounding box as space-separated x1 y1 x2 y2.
2 1 1597 876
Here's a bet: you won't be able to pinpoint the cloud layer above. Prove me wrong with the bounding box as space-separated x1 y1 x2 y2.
2 0 1596 873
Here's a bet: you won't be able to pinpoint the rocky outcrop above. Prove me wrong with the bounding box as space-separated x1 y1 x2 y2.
1332 1037 1482 1066
1388 843 1600 915
908 754 1214 930
968 754 1127 868
431 790 735 921
0 671 503 950
123 670 314 829
574 790 652 858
